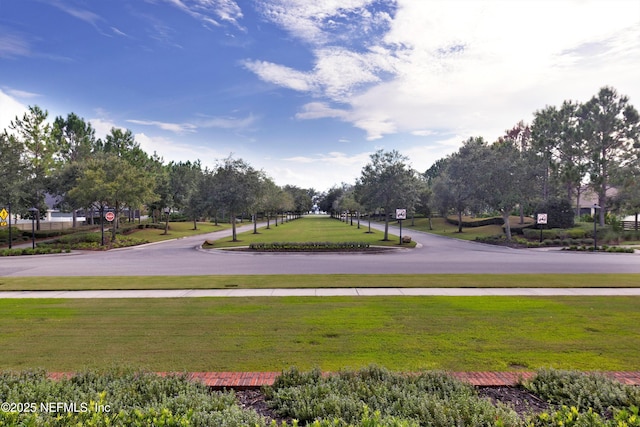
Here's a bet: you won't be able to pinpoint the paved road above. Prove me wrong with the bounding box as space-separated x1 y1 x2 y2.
1 221 639 276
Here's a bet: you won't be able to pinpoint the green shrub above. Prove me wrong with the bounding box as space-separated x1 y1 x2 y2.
265 366 521 427
523 368 640 416
249 242 371 251
535 198 575 229
0 367 268 427
446 216 503 227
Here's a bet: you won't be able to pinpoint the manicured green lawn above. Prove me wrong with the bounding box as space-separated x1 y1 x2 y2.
1 296 638 372
405 217 504 240
126 221 231 242
1 274 639 291
206 215 415 248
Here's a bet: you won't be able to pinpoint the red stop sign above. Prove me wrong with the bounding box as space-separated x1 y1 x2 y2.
105 211 115 221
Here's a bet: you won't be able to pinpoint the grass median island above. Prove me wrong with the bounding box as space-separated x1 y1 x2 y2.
204 215 416 249
0 296 638 372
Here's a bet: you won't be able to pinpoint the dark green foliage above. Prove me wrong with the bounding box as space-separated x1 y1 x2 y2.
535 199 575 229
524 368 640 416
249 242 371 251
0 247 65 256
264 366 521 426
0 367 266 427
446 216 504 227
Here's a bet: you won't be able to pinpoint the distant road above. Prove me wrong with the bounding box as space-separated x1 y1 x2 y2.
1 222 639 277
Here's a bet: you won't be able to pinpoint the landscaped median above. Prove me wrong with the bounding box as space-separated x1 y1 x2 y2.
203 215 416 250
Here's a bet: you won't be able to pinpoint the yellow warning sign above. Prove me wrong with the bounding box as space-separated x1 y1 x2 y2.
0 208 7 227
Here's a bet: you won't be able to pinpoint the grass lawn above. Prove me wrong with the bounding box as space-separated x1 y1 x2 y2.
1 274 639 291
206 215 415 248
125 221 231 243
1 296 638 372
405 217 506 240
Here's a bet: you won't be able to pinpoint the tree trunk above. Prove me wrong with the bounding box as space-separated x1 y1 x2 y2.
457 210 463 233
383 211 390 241
503 210 512 241
231 211 237 241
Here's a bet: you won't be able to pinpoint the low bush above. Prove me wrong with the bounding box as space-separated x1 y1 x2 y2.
249 242 371 251
0 247 65 256
0 367 267 427
523 368 640 416
264 366 522 427
447 216 503 227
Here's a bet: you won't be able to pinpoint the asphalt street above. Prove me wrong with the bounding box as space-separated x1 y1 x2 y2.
1 220 639 277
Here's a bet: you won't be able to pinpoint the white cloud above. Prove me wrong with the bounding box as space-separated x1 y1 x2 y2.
162 0 244 29
247 0 640 143
243 60 316 92
134 132 223 167
127 119 197 133
0 32 31 58
0 89 27 132
197 113 257 129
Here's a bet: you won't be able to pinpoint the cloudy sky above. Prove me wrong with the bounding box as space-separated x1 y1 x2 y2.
1 0 639 191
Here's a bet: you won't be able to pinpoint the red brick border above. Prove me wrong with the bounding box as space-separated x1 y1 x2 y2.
44 371 637 389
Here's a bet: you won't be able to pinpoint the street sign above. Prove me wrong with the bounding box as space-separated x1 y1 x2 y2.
105 211 115 222
0 208 7 227
537 213 547 225
396 209 407 220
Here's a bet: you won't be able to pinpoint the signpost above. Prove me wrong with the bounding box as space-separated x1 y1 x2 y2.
537 213 547 242
396 208 407 244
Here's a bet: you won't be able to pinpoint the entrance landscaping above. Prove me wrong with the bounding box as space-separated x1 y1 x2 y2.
203 215 416 250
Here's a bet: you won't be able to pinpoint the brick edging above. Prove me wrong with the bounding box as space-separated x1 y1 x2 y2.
44 371 640 389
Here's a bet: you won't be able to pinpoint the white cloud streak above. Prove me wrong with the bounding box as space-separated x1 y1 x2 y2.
247 0 640 142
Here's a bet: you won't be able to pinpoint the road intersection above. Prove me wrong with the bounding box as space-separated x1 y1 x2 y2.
1 221 639 277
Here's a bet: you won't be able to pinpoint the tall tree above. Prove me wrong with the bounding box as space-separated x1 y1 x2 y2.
8 105 55 229
211 157 263 241
0 132 27 214
69 153 157 242
355 149 420 240
531 102 589 216
50 113 97 227
484 139 525 240
432 138 490 233
580 86 640 226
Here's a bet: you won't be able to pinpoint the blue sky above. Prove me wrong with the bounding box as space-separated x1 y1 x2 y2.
1 0 639 192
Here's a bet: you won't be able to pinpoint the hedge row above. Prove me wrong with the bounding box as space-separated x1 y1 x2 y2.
523 228 589 240
446 216 503 227
0 247 66 256
249 241 371 251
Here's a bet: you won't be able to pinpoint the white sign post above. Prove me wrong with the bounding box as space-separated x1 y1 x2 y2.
396 209 407 244
537 213 548 242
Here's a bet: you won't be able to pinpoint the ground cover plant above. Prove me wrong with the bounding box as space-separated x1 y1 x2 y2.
264 366 522 426
0 296 638 372
206 216 414 248
1 367 639 426
1 274 639 291
0 367 267 426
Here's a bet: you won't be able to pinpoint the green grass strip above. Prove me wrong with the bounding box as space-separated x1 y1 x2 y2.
206 215 414 247
0 274 639 291
1 296 638 372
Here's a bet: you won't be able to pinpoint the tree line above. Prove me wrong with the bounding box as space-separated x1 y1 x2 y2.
2 86 638 243
0 107 314 241
319 86 640 240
